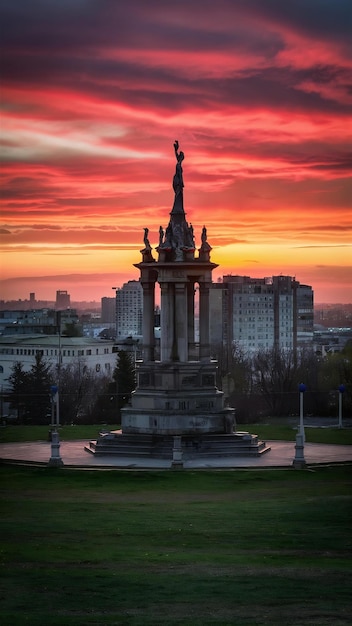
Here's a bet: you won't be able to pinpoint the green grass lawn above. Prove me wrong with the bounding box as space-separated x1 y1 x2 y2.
0 466 351 625
0 424 121 444
250 423 352 445
1 422 352 445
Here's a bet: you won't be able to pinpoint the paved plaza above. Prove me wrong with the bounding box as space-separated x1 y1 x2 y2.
1 438 351 469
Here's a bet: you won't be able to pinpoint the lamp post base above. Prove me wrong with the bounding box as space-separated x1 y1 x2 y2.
292 433 306 469
48 431 64 467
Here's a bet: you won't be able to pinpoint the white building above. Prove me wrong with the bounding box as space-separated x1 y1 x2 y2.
115 280 142 339
0 335 117 392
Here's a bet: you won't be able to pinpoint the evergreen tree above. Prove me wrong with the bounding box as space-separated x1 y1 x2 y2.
7 362 30 423
112 349 136 417
26 353 53 424
62 322 83 337
92 378 118 425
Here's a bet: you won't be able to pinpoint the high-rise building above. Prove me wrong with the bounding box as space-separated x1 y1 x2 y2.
101 297 116 324
55 290 71 310
115 280 142 339
210 275 313 354
296 283 314 345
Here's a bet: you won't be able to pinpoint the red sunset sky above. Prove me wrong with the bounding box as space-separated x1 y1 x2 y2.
1 0 351 303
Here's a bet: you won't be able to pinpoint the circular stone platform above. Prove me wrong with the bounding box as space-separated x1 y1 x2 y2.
1 440 352 469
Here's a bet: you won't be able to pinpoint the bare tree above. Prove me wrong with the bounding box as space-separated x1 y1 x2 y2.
58 360 111 424
252 348 300 416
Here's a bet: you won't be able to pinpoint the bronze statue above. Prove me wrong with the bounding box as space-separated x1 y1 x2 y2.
173 140 184 197
143 227 151 250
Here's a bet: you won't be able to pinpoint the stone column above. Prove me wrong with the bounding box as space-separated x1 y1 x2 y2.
160 283 175 361
175 282 188 361
141 280 155 361
187 281 196 360
199 282 211 361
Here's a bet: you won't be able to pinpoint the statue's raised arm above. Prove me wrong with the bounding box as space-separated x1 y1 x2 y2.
173 140 184 195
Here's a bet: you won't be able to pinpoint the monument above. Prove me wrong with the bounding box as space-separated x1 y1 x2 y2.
87 142 270 461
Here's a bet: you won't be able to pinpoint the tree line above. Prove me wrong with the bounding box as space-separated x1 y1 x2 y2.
6 349 136 425
5 341 351 425
214 341 352 422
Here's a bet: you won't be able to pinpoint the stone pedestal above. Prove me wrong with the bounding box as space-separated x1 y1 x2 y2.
48 431 64 467
121 360 234 435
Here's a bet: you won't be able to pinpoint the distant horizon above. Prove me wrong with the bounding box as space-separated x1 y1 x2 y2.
1 269 351 306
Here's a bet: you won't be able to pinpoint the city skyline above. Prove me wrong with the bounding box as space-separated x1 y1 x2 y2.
1 1 351 303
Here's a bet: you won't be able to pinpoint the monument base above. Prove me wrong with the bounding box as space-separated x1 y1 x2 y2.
121 409 234 435
124 359 233 435
86 430 271 459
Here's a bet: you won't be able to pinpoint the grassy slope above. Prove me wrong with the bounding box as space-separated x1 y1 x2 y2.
0 466 351 625
1 422 352 444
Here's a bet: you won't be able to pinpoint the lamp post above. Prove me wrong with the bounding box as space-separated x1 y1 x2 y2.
48 384 63 467
56 311 62 427
299 383 306 441
293 383 307 469
338 384 345 429
50 384 58 429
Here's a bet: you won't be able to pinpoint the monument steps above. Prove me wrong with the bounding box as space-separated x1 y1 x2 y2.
85 432 271 459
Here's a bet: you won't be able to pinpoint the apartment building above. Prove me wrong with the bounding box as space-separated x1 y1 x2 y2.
210 275 314 353
115 280 143 339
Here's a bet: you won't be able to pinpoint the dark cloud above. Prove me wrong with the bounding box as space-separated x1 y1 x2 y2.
239 0 352 44
1 0 350 137
2 1 351 46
